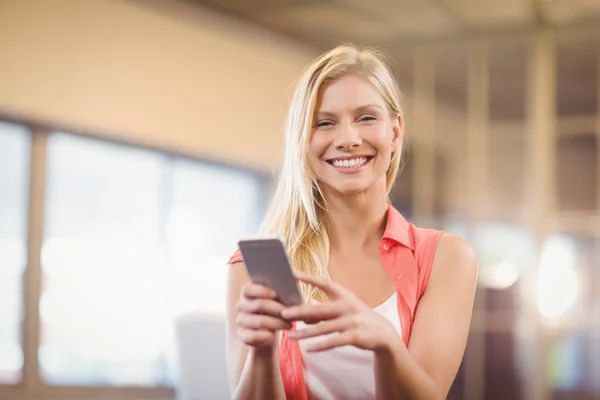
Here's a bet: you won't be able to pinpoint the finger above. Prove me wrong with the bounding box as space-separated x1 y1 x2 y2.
293 272 344 299
288 317 352 340
281 302 346 323
242 282 278 300
303 331 358 352
236 313 292 331
237 298 286 317
237 328 275 347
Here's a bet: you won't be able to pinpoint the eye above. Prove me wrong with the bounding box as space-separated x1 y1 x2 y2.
314 120 334 128
358 114 378 122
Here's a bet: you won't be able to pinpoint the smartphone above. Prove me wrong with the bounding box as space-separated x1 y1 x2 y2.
238 236 303 307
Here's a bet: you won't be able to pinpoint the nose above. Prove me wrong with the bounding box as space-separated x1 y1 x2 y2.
333 122 361 151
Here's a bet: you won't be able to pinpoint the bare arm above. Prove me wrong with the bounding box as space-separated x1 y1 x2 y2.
225 261 288 400
374 234 478 399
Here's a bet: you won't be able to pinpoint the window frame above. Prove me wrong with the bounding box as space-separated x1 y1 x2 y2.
0 112 271 400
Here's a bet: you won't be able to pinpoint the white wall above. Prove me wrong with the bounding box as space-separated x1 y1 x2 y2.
0 0 316 169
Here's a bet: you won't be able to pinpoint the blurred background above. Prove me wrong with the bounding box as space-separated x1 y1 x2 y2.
0 0 599 399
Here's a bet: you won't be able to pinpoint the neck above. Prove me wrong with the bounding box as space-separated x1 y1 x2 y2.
323 182 389 251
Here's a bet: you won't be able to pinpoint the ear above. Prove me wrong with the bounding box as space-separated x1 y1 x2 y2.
390 114 404 152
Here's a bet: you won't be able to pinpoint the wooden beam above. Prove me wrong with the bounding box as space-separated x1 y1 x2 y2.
22 128 47 393
412 49 436 225
524 32 557 227
597 47 600 213
490 114 597 138
559 114 598 137
463 42 488 400
465 44 489 223
546 212 600 237
523 31 557 400
377 18 600 51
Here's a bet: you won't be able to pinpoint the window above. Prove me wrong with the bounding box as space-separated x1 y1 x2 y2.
166 158 265 318
548 332 600 399
41 134 171 386
0 122 31 384
39 133 267 387
472 223 536 309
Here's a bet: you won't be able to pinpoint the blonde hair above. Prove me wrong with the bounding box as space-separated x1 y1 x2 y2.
259 43 405 301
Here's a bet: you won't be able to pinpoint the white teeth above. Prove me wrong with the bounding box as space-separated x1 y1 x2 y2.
332 157 368 168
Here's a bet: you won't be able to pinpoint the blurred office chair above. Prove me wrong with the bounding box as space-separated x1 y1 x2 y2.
174 312 231 400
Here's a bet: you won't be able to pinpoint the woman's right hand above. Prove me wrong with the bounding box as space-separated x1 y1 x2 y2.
235 282 292 349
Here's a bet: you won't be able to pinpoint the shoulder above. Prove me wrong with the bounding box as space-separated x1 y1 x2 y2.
406 235 478 395
435 233 478 270
409 224 443 250
430 233 478 289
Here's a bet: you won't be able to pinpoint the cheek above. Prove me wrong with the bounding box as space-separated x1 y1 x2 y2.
307 137 326 174
308 135 328 160
368 126 394 152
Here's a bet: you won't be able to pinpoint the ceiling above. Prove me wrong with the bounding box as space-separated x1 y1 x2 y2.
183 0 600 48
179 0 600 118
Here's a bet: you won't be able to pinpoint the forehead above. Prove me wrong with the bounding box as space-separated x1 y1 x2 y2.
315 74 385 112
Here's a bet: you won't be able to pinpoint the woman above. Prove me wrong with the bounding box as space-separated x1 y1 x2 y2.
226 44 477 400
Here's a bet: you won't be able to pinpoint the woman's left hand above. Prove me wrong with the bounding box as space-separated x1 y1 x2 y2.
281 272 400 353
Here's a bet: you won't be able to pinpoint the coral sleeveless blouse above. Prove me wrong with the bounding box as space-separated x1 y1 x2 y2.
228 205 443 400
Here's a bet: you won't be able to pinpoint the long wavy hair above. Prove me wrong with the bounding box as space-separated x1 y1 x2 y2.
258 43 405 301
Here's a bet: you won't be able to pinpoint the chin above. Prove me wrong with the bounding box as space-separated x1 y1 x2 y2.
329 181 371 196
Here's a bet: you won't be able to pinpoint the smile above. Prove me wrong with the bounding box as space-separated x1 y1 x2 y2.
325 156 373 170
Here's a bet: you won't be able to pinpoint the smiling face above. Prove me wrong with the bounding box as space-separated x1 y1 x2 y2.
308 73 402 197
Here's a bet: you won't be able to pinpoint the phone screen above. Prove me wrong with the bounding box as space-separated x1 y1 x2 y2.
238 237 302 307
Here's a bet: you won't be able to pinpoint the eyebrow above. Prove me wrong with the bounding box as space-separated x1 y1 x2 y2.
315 103 385 119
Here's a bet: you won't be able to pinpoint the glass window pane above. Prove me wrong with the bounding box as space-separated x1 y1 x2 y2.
472 223 536 311
40 133 269 390
548 331 600 399
434 45 468 114
485 332 526 400
488 42 527 122
40 133 171 386
0 122 30 384
390 154 413 219
167 160 266 400
166 159 265 318
537 235 593 322
446 357 465 400
556 135 597 212
487 133 527 223
556 40 598 116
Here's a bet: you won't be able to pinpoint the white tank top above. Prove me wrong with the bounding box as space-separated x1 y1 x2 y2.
296 293 402 400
